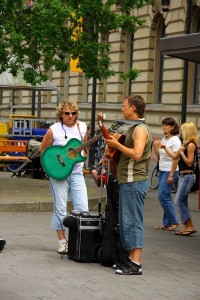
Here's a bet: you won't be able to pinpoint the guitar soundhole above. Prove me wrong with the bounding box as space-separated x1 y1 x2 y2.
68 148 78 159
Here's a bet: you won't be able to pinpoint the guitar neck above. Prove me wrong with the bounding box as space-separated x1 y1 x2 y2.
98 121 112 140
75 128 112 153
75 119 122 153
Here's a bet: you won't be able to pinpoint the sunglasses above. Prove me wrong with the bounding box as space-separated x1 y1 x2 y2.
63 112 77 116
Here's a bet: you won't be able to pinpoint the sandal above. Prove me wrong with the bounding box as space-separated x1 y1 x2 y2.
175 230 197 236
166 224 179 231
155 225 168 230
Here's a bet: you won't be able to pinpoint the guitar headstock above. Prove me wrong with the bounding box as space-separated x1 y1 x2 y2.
97 112 122 132
97 112 106 123
110 121 122 132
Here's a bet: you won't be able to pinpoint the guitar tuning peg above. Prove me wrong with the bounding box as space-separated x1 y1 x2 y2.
103 114 106 120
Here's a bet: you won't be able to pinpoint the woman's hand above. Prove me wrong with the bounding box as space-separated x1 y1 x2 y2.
160 144 166 149
180 145 185 152
153 140 161 148
167 175 173 184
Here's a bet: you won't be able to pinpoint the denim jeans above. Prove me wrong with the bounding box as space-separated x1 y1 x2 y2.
118 180 149 250
175 174 196 224
50 173 88 230
158 170 179 226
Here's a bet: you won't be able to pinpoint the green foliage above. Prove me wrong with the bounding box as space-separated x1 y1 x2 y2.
120 68 140 81
0 0 150 85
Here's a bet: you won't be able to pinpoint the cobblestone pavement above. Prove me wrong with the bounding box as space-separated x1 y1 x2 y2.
0 161 200 300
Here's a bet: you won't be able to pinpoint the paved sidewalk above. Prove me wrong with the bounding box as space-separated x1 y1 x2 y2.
0 162 200 300
0 171 106 212
0 192 199 300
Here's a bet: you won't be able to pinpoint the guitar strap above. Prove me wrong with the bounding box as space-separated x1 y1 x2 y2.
77 122 88 154
116 119 145 126
76 122 84 142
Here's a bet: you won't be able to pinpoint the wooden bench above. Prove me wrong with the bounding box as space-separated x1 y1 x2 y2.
0 139 28 153
0 140 31 177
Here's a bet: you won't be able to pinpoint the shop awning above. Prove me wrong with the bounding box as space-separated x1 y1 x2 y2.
0 69 58 91
160 32 200 63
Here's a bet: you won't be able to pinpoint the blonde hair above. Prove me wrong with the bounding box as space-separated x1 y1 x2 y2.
56 99 79 121
181 122 199 145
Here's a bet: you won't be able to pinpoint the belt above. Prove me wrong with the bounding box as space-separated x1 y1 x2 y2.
180 172 194 176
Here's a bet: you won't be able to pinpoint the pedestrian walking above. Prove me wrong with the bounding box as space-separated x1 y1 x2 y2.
161 122 198 236
153 118 181 231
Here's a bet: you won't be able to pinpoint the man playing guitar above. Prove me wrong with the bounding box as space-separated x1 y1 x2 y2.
105 95 152 275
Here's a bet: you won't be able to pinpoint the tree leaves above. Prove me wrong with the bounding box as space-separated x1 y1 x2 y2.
0 0 150 85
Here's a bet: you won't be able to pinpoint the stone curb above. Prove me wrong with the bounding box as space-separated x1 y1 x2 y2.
0 196 106 212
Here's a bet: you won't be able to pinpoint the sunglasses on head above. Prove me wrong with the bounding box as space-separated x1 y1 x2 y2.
63 112 77 116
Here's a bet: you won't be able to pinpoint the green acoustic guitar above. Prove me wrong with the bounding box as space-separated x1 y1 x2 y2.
40 121 121 180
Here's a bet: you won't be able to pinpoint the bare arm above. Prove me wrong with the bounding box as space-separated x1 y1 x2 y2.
161 143 195 167
40 128 53 152
160 144 182 159
179 143 196 167
152 140 161 159
105 126 148 161
167 158 179 184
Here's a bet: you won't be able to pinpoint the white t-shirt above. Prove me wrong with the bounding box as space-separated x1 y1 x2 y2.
50 121 87 173
159 135 181 171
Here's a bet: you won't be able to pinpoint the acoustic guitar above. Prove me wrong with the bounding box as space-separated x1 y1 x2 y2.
41 122 121 180
97 114 126 174
97 114 145 174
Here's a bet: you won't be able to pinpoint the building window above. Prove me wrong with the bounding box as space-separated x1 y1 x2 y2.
158 22 165 103
128 33 134 95
193 66 200 104
193 19 200 104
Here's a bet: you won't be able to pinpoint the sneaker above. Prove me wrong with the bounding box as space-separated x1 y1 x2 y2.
115 259 142 275
0 238 6 251
58 242 68 255
112 264 116 269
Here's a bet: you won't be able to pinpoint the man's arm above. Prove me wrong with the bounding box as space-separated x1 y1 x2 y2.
106 126 148 160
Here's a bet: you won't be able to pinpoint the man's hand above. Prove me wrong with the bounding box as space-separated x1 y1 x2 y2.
105 135 119 149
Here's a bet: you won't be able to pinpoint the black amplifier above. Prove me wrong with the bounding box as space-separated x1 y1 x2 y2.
65 211 102 262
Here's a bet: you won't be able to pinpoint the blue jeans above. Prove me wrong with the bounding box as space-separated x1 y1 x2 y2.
50 173 88 230
118 180 149 250
158 170 179 226
175 174 196 224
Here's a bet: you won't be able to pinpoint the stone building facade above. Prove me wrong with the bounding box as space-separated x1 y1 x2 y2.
0 0 200 136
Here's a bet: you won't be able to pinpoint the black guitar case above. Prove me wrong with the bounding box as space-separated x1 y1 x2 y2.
99 174 128 267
